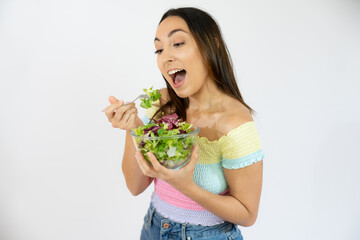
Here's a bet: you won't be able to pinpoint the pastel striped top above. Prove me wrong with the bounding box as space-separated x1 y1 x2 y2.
141 103 265 226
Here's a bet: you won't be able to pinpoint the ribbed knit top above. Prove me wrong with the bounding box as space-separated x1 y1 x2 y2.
141 102 265 226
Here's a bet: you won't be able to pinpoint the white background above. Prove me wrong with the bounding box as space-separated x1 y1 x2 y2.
1 0 359 239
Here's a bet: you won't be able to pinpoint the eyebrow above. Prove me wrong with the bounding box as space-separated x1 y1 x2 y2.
154 29 188 42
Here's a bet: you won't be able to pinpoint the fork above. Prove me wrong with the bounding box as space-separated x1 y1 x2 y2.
101 94 149 112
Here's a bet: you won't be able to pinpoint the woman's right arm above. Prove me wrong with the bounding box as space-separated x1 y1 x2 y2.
105 96 153 196
122 129 154 196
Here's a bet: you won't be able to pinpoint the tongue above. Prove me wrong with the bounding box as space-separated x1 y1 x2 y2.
174 71 186 84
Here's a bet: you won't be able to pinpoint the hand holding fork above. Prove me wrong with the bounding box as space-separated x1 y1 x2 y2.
101 94 149 112
103 94 148 130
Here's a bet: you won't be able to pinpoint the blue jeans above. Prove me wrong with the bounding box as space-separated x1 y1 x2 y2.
140 203 243 240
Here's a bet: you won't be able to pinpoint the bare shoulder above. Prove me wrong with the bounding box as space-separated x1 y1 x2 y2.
159 88 170 106
217 97 253 136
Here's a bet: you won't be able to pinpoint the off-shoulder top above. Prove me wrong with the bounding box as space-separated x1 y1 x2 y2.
140 101 265 226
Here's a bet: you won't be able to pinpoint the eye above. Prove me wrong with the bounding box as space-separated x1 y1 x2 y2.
154 49 163 54
173 42 184 47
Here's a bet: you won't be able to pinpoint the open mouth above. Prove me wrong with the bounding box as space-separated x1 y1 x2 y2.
168 69 186 87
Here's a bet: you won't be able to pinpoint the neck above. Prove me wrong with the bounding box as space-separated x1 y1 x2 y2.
188 78 225 113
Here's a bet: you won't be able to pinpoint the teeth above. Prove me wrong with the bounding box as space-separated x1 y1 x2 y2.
168 69 183 75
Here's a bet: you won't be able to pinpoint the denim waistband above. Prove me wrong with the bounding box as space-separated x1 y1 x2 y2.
146 203 235 238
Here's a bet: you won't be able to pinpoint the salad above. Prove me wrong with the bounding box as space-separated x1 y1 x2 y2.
131 87 198 168
139 87 162 109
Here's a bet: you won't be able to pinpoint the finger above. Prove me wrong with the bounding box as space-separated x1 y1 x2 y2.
135 153 147 175
135 152 148 175
108 96 119 104
135 151 154 177
126 112 136 127
112 103 135 123
184 145 199 170
105 100 124 120
147 151 165 172
112 105 136 127
119 106 137 124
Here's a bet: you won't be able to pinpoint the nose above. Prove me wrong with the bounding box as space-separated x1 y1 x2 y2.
163 57 173 63
161 49 174 63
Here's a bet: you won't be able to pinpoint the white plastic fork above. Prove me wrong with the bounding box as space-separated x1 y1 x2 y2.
101 94 149 112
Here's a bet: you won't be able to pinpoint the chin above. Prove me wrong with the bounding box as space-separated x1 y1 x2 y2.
173 89 187 98
177 93 188 99
174 85 200 99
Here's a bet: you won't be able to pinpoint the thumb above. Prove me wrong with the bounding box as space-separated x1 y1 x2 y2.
108 96 119 104
185 145 199 170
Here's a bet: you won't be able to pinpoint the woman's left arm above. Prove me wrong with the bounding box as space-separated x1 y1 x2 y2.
182 160 263 227
135 147 263 227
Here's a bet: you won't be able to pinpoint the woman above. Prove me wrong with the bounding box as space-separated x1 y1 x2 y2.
105 7 264 240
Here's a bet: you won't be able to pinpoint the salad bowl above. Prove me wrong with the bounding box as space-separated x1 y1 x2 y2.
131 114 199 169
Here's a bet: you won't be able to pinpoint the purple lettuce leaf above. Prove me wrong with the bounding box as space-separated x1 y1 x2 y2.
144 125 162 135
158 113 180 127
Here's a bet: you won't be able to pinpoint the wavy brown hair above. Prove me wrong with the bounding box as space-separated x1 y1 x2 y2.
152 7 255 121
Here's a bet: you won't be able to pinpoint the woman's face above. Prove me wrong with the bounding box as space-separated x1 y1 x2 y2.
154 16 210 98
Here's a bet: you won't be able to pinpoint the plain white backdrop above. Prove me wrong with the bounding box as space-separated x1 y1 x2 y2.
0 0 359 239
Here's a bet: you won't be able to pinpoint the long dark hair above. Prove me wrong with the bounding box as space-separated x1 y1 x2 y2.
152 7 255 121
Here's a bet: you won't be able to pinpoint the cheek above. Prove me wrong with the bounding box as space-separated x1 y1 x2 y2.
157 61 172 83
156 57 162 72
189 58 208 82
188 48 207 74
157 59 166 76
